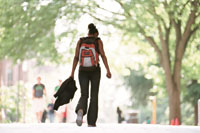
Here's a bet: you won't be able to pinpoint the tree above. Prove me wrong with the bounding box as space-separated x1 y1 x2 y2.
184 80 200 125
0 0 64 62
0 0 62 122
0 0 84 122
124 68 153 106
82 0 200 123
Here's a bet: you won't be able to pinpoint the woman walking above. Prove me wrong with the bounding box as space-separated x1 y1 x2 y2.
70 23 111 127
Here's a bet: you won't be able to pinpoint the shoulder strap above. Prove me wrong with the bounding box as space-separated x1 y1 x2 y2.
79 37 100 54
94 37 100 54
79 37 84 44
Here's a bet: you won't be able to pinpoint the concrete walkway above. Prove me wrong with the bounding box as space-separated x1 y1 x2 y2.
0 123 200 133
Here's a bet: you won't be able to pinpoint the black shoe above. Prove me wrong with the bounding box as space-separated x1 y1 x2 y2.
88 124 96 127
76 110 83 126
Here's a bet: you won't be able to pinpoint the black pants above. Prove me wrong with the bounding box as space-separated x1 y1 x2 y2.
75 67 101 125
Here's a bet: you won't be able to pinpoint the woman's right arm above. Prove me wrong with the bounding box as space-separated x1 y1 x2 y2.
70 40 81 78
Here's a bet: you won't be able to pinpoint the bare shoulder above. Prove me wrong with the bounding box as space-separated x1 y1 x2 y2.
76 39 81 48
97 38 103 45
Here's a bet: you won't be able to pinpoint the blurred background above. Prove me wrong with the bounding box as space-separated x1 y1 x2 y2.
0 0 200 125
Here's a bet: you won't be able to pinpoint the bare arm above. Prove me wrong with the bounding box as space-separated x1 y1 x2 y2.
70 40 81 78
43 87 48 103
32 89 35 99
43 87 47 97
98 39 111 78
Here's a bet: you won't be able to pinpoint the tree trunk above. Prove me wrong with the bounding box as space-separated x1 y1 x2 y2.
194 103 198 125
163 61 181 124
168 85 181 124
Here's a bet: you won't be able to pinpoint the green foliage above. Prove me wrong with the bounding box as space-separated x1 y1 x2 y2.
124 68 153 106
0 0 84 64
156 97 169 124
180 79 200 125
137 97 169 124
0 0 199 124
84 0 200 124
124 67 170 124
181 102 194 125
182 37 200 80
184 80 200 106
137 103 152 123
85 0 200 76
1 83 30 123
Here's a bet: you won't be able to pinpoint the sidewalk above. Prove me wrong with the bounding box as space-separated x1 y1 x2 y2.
0 123 200 133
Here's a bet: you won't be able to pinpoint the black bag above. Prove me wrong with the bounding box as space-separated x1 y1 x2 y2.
41 110 47 123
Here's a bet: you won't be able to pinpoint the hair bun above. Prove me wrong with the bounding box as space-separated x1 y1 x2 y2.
88 23 96 30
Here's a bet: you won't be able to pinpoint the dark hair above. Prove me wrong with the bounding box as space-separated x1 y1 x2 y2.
88 23 98 35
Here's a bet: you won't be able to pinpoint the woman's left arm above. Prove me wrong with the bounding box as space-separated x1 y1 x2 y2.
70 40 81 78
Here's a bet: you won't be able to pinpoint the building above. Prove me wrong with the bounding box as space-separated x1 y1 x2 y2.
0 59 28 87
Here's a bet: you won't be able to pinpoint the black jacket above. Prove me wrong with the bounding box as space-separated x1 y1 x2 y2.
53 77 77 110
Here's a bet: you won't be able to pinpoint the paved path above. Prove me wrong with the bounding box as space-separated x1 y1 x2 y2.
0 123 200 133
